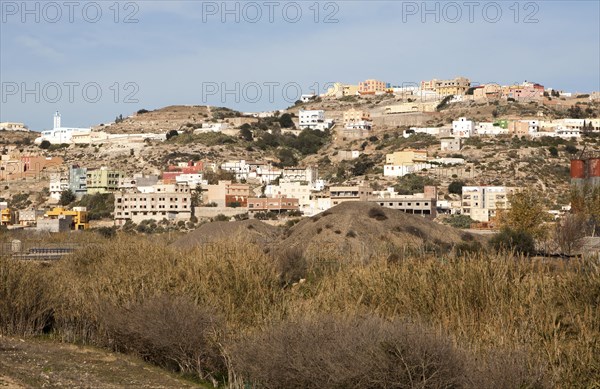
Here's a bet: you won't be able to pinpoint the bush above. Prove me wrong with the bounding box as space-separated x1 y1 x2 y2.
166 129 179 140
489 227 535 255
448 180 465 195
278 113 294 128
39 140 51 149
445 214 474 229
101 295 225 381
59 189 76 206
96 226 117 238
368 207 388 221
564 144 578 154
229 314 467 389
278 248 307 287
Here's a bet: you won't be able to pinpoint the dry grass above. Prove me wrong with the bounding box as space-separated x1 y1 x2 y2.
0 234 599 387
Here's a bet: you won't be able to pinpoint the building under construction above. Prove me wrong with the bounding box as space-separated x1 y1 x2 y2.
571 152 600 188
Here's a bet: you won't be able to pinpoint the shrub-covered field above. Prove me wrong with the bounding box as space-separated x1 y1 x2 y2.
1 234 599 388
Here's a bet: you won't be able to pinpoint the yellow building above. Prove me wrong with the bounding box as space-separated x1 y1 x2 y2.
0 122 27 131
1 208 13 226
358 79 387 94
385 150 428 165
325 83 359 98
44 207 89 230
421 77 470 96
86 167 123 194
343 108 371 123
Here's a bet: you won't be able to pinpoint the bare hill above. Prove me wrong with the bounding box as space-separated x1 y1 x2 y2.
274 202 481 262
100 105 211 134
0 336 202 388
172 219 280 250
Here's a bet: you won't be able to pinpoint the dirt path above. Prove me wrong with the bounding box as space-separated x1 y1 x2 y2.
0 336 203 388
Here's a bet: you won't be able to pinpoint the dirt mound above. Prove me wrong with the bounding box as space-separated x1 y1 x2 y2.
102 105 210 134
172 219 279 250
274 202 480 262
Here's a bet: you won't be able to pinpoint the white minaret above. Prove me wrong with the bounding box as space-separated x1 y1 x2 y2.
53 111 61 129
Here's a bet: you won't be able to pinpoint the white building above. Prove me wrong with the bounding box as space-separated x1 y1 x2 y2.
300 94 316 103
383 163 428 178
175 174 208 187
0 122 28 132
49 172 69 201
221 160 252 181
266 181 312 210
195 123 229 133
281 166 318 185
254 166 283 184
34 112 91 144
114 183 192 225
452 117 474 138
476 122 508 136
345 120 372 130
440 137 461 152
298 110 333 131
461 186 520 222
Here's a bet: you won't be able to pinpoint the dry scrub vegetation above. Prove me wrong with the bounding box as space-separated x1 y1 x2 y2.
1 234 599 388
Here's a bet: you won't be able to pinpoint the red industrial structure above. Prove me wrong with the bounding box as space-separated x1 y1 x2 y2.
571 152 600 187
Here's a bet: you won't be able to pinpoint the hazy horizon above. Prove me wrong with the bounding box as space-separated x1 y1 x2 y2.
1 0 599 131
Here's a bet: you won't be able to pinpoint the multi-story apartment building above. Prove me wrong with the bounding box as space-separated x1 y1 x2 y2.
247 197 300 213
324 83 359 98
384 150 429 178
266 181 312 210
358 79 387 94
49 172 69 201
86 167 123 194
343 108 371 124
298 110 332 131
386 150 428 165
370 186 438 217
329 185 373 206
114 183 191 225
503 81 544 101
69 165 88 198
461 186 521 222
281 166 318 185
204 180 251 207
452 117 475 138
421 77 470 96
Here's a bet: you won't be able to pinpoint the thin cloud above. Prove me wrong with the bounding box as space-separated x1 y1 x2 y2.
15 35 64 62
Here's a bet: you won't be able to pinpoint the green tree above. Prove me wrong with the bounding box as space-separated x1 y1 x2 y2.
239 126 253 141
564 144 578 155
166 130 179 140
448 180 464 195
59 189 76 206
490 227 536 255
497 190 550 240
277 148 298 167
278 113 295 128
548 146 559 157
39 140 51 149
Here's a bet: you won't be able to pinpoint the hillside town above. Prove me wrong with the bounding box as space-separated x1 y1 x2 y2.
1 76 599 236
2 0 600 386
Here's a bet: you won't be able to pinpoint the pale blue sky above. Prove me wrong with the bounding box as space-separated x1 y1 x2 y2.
1 0 599 131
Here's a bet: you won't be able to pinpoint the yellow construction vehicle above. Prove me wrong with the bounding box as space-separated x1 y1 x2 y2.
1 208 13 226
44 207 89 230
